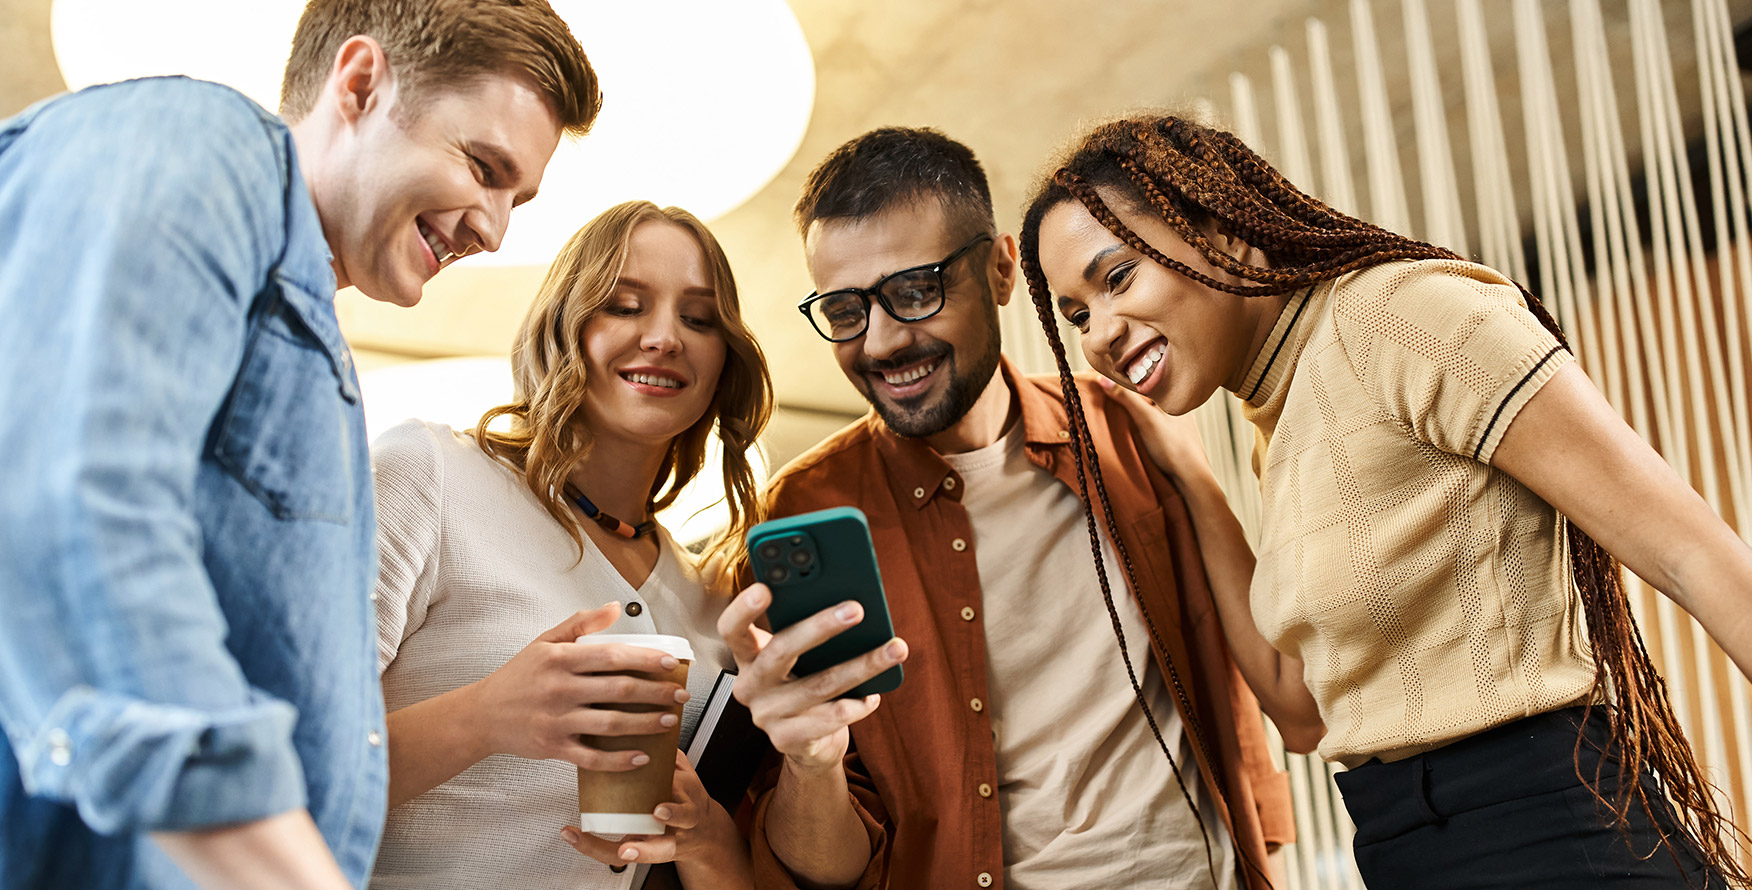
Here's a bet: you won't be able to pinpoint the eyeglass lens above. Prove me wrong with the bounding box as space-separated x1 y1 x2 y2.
807 267 945 340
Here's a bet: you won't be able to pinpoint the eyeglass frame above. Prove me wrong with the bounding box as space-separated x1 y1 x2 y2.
796 232 996 343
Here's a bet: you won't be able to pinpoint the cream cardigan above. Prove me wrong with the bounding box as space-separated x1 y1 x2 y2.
368 420 730 890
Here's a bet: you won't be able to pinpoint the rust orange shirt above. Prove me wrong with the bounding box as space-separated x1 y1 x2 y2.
746 359 1293 890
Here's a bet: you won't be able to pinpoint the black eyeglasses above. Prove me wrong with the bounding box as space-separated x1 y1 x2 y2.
798 233 995 342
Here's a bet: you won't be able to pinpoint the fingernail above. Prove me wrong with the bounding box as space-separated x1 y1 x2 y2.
654 805 672 820
561 827 579 842
632 753 650 766
1097 375 1114 389
748 587 769 607
621 847 640 861
660 713 678 727
836 603 859 622
609 864 627 874
885 639 904 660
674 689 691 703
660 656 679 670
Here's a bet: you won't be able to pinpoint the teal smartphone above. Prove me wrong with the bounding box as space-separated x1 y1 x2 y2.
746 506 903 697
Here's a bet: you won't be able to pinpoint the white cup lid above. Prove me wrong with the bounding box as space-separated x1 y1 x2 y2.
573 632 693 662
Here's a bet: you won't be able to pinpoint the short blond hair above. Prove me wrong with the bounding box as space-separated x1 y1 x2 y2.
278 0 601 137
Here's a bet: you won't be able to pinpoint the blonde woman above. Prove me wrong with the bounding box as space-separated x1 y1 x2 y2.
368 201 770 889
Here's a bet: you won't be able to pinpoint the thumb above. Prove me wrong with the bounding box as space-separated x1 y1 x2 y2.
538 601 622 644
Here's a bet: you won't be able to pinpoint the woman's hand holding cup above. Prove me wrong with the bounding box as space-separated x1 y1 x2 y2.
466 602 690 772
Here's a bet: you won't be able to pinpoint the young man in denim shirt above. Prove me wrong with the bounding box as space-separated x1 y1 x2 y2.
0 2 599 887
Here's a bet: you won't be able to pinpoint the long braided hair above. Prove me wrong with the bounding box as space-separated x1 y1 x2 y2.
1016 114 1750 885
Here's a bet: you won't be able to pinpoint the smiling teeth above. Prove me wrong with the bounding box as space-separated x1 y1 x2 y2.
419 222 455 264
882 360 938 386
1126 342 1167 385
625 373 681 389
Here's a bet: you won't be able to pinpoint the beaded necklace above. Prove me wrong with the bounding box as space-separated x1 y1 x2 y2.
569 489 656 539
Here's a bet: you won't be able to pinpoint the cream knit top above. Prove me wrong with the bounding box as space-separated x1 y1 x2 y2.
1237 259 1596 768
367 420 730 890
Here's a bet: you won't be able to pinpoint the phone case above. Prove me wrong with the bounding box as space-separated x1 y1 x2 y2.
746 507 903 697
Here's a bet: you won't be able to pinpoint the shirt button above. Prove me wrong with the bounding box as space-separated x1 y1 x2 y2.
367 731 383 747
625 601 643 617
913 486 926 499
951 538 967 552
1056 429 1070 439
970 697 984 713
943 477 957 490
978 782 993 798
369 590 379 602
46 729 71 767
978 872 994 887
960 606 976 621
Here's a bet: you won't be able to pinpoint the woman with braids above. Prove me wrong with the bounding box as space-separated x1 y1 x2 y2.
368 201 766 889
1018 113 1752 888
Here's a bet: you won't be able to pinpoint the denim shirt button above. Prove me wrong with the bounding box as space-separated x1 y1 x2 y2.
367 731 383 747
46 728 72 766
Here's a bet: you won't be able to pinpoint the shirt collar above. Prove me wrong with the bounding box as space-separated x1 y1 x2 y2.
868 356 1073 509
1235 284 1318 409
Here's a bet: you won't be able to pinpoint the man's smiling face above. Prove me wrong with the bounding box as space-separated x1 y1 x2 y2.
324 67 562 306
804 199 1003 439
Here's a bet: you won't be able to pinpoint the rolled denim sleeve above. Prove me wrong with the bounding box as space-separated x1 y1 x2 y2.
0 80 307 832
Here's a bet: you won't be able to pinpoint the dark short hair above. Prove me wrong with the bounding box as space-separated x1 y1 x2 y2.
279 0 601 138
794 126 995 241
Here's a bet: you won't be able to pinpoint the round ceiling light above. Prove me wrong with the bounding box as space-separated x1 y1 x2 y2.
50 0 815 267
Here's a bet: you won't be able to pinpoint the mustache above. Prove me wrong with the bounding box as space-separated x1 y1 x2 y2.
856 344 951 375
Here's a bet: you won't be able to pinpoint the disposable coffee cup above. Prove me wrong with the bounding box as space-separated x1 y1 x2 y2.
573 633 693 835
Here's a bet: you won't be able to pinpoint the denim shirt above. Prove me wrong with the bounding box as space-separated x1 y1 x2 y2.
0 78 386 888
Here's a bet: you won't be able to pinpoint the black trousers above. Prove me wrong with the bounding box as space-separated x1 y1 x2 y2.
1332 708 1724 889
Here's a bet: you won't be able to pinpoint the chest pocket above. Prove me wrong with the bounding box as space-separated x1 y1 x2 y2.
211 276 361 524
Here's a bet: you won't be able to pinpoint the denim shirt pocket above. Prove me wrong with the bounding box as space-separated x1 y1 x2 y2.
212 275 361 524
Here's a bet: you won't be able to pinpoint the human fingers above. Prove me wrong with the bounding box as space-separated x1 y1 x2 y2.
561 739 652 773
558 826 624 865
1098 374 1206 473
563 672 690 709
716 584 774 668
761 694 884 754
536 602 622 645
559 641 681 676
657 753 706 830
761 637 907 716
753 599 873 683
1098 373 1161 410
652 799 700 832
611 835 679 866
557 705 679 739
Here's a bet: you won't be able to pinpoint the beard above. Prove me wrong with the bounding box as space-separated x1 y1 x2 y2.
856 291 1003 439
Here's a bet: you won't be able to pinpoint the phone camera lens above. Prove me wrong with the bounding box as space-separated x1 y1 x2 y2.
764 564 790 584
757 541 782 562
787 548 813 567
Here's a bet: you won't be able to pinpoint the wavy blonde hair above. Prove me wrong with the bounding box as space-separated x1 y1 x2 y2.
474 201 771 571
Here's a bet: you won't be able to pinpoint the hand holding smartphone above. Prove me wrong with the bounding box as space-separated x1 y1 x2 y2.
745 507 903 698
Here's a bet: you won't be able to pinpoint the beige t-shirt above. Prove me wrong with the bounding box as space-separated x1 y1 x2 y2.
1238 259 1595 767
368 420 730 890
942 421 1235 890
